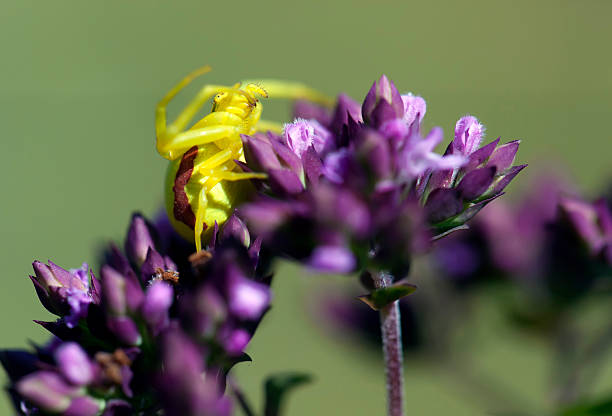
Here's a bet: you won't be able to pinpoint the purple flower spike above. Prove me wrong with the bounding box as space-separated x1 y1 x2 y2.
125 214 155 267
241 76 524 277
55 343 94 386
453 116 485 156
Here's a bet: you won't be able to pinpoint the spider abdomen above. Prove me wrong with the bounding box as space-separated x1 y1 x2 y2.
164 140 253 244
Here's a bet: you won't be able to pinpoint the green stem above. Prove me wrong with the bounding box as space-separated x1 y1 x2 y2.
373 271 404 416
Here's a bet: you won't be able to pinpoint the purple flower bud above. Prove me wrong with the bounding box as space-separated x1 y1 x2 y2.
220 214 250 247
313 185 371 237
30 262 95 327
456 167 497 200
106 316 142 346
242 133 306 195
64 396 102 416
362 75 404 128
188 286 227 335
401 94 427 127
453 116 485 156
425 188 463 223
140 247 167 284
241 133 283 172
330 94 362 137
142 281 173 334
492 164 527 194
267 168 304 195
157 330 232 416
594 199 612 235
228 274 271 320
379 119 409 140
434 238 481 279
55 343 94 386
268 133 304 176
486 140 520 172
323 149 352 184
101 266 128 315
125 215 155 267
101 265 143 315
239 199 300 235
222 329 251 355
16 371 81 413
355 128 393 181
307 245 356 273
561 197 605 251
284 118 333 158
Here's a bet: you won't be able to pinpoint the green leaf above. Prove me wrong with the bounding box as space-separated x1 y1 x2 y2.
432 224 470 241
357 280 417 311
222 352 252 375
264 372 312 416
559 396 612 416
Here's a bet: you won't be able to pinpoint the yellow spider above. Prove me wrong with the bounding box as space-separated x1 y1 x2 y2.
156 66 332 252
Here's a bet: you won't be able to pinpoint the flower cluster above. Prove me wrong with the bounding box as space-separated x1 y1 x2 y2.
2 213 271 416
2 73 529 416
430 172 612 327
240 75 524 280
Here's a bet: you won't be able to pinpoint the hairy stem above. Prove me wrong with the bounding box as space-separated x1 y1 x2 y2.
373 272 404 416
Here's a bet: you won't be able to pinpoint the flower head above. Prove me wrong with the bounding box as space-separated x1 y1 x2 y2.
4 212 272 415
30 262 99 328
242 76 524 280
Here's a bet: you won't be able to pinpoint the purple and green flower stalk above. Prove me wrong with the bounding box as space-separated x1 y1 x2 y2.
2 213 272 416
240 75 525 416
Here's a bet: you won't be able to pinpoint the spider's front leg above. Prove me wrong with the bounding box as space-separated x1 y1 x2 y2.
240 79 334 107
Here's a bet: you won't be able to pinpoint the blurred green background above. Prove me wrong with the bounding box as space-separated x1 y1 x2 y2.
1 0 612 414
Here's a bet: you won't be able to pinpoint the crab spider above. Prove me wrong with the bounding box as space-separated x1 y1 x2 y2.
155 66 332 252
